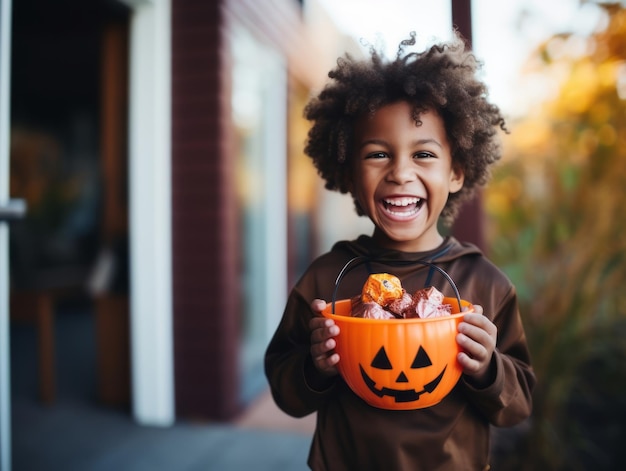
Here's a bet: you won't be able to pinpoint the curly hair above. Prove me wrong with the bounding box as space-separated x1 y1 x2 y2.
303 31 507 224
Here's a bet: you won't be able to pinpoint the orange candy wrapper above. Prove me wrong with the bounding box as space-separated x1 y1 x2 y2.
360 273 404 306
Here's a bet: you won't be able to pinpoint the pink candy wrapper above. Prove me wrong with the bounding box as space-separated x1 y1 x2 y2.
351 285 451 319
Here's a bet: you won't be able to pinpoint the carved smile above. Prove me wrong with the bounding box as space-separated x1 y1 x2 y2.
359 365 447 403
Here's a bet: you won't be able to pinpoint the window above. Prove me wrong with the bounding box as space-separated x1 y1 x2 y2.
231 24 288 402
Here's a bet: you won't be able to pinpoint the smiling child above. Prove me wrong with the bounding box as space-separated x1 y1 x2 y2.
265 32 535 471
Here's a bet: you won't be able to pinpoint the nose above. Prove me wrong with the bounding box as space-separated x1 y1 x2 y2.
396 371 409 383
386 156 416 185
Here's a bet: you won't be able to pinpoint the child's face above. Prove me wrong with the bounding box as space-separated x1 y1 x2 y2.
350 101 464 252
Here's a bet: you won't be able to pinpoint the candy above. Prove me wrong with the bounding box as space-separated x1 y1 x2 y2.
406 286 452 319
351 296 398 319
387 292 414 317
352 274 451 319
361 273 404 306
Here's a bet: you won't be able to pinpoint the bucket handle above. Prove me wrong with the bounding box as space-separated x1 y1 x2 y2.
331 256 463 314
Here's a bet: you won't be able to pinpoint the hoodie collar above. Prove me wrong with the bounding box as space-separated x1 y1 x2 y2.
332 235 482 264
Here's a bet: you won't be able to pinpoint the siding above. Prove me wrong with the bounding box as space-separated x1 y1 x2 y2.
171 0 240 420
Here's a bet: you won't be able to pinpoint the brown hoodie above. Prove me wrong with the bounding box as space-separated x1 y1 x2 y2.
265 236 535 471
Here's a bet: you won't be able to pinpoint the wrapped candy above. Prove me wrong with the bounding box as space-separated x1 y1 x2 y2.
361 273 404 306
351 296 397 319
351 274 452 320
387 291 414 317
406 286 452 319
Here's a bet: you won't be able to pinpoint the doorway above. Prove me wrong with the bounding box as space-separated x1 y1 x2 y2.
9 0 131 410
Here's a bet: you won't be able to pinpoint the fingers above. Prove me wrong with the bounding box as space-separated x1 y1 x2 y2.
309 316 340 375
459 314 496 348
311 298 327 313
456 308 497 383
456 352 491 388
469 304 483 315
314 351 340 373
309 317 339 345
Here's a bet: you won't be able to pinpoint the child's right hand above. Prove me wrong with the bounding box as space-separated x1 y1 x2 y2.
309 299 340 376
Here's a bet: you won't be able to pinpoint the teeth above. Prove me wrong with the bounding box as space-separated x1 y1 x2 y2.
387 206 419 216
384 197 420 207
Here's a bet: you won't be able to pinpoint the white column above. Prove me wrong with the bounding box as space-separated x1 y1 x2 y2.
124 0 174 426
0 0 12 467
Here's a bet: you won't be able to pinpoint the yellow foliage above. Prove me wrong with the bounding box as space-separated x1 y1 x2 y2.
597 123 617 146
589 101 611 124
577 128 598 160
485 191 508 215
485 175 523 216
487 5 626 467
598 61 619 88
509 118 551 153
561 61 598 114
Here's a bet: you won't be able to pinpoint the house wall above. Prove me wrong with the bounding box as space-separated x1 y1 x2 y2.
170 0 332 421
170 0 240 420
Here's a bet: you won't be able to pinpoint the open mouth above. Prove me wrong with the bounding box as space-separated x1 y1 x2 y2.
382 197 423 217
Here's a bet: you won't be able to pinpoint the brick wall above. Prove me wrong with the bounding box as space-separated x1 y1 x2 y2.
171 0 240 420
171 0 326 421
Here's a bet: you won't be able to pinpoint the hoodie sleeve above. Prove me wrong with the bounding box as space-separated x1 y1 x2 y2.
461 283 536 427
264 284 340 418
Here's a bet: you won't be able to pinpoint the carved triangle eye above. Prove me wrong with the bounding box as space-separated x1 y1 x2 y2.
371 346 393 369
411 346 433 369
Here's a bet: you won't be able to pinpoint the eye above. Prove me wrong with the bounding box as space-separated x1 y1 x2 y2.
410 346 433 369
365 151 389 160
414 151 436 159
371 346 393 369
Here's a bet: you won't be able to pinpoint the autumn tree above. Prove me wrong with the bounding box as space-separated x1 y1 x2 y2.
486 2 626 469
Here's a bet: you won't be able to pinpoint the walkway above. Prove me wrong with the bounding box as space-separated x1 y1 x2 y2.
10 306 316 471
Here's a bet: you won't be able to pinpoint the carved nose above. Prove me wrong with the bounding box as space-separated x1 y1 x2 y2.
396 371 409 383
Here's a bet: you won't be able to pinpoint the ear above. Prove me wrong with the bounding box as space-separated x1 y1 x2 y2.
448 166 464 194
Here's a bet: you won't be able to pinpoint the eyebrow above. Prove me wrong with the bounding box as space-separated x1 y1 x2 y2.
358 138 444 150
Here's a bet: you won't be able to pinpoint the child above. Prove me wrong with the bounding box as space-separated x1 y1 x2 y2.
265 32 535 470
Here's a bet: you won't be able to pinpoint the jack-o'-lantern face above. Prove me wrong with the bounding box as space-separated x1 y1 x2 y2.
322 298 469 410
359 345 447 403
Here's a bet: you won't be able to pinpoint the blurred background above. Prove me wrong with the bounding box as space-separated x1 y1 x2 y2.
1 0 625 469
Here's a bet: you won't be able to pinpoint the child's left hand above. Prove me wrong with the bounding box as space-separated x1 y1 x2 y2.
456 305 497 388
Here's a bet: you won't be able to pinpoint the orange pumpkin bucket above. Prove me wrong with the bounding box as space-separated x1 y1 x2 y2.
322 257 474 410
